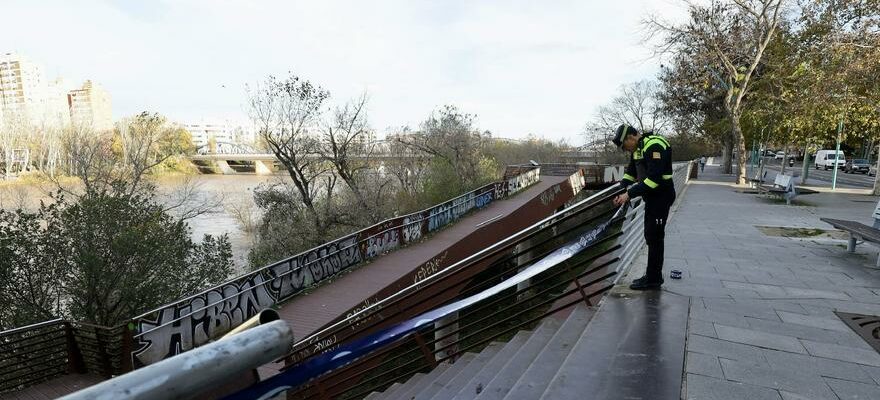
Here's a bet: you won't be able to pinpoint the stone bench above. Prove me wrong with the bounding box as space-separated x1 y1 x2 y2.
757 173 818 205
748 170 768 188
820 216 880 268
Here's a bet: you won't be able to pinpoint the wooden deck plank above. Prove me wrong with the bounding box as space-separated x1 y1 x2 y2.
275 175 572 345
0 374 104 400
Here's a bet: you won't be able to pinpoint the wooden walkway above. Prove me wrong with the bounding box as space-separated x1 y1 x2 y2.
0 374 103 400
6 174 577 397
260 174 573 377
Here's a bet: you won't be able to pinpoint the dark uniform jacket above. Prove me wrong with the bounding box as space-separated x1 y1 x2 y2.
619 133 675 201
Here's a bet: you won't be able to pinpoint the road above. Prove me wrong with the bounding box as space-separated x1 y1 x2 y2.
754 157 877 189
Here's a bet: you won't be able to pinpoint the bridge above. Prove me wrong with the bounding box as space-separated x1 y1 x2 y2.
189 142 426 175
1 162 692 399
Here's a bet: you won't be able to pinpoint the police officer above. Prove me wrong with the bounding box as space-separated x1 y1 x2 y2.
611 124 676 290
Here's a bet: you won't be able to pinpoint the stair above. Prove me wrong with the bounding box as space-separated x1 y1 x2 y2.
362 292 688 400
363 305 591 400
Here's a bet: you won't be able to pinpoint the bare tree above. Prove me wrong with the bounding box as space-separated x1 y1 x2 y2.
385 126 432 199
395 105 488 187
318 93 391 223
593 80 671 134
116 112 193 195
59 124 118 195
648 0 784 183
0 115 29 180
247 74 330 228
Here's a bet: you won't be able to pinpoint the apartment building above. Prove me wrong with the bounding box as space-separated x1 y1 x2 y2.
68 80 112 132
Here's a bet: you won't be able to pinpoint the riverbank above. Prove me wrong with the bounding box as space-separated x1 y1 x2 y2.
1 173 280 275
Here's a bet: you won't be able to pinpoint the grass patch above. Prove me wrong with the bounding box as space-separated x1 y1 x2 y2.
756 225 848 240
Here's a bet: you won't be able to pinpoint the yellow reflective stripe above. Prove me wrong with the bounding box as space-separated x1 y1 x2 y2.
662 174 673 180
643 137 669 150
634 148 643 159
622 173 636 182
644 178 659 189
650 135 670 147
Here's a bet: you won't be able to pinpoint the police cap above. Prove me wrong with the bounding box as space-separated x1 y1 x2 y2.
612 124 639 148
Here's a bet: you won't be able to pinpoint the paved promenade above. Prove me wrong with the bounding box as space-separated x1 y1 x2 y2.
625 162 880 399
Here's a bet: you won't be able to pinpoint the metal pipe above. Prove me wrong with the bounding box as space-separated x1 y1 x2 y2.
58 320 293 400
222 308 280 339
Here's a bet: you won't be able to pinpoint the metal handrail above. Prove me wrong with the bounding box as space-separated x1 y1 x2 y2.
59 320 294 400
290 184 621 354
132 170 539 339
133 178 509 320
296 234 623 398
131 183 501 339
302 163 690 398
226 191 624 400
0 318 64 337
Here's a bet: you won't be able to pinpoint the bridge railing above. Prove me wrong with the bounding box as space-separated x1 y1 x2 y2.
0 319 131 394
127 166 543 368
225 182 627 400
253 162 691 399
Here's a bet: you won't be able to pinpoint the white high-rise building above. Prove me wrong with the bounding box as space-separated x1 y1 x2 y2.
68 80 112 132
0 52 70 128
184 120 235 149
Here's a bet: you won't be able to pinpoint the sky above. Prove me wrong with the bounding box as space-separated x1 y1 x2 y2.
2 0 688 144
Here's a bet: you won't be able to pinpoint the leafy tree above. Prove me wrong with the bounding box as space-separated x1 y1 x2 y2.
395 105 490 189
0 201 66 328
649 0 784 183
0 187 233 329
247 73 330 229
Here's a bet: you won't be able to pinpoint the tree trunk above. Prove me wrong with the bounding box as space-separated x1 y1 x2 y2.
731 118 747 185
722 142 733 175
874 144 880 196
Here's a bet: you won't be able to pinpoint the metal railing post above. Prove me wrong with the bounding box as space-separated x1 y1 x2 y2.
63 321 86 375
121 323 134 373
412 332 438 369
433 312 459 361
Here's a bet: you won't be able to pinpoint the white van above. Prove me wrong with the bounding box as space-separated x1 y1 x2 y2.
814 149 846 170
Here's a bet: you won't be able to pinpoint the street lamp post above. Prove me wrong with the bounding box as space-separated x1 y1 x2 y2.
832 119 844 190
801 143 810 184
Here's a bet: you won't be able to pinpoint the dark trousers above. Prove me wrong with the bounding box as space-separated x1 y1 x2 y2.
643 192 674 281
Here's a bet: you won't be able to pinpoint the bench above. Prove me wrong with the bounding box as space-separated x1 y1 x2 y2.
748 170 768 188
820 217 880 268
758 173 818 205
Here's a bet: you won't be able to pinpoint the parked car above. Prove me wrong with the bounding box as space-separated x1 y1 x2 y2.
774 151 786 160
814 149 846 170
845 159 871 174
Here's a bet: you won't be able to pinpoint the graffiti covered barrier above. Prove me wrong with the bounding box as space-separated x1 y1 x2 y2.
129 167 541 367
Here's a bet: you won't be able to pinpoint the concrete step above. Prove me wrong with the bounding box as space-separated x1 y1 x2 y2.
449 330 532 400
388 372 428 400
371 382 403 400
365 390 381 400
427 342 503 400
392 362 451 400
413 353 477 400
539 292 689 400
473 318 562 400
502 305 594 400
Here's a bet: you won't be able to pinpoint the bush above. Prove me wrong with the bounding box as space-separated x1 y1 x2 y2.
0 188 233 329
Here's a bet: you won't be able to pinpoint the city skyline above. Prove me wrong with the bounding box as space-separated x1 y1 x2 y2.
2 0 688 144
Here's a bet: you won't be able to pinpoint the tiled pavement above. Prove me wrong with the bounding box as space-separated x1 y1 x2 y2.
648 163 880 399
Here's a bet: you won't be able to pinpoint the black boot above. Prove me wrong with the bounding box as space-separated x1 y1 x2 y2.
629 276 664 290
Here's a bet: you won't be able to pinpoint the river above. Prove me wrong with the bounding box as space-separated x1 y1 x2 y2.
0 174 282 275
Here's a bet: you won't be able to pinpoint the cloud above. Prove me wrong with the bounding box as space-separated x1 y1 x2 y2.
1 0 687 144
